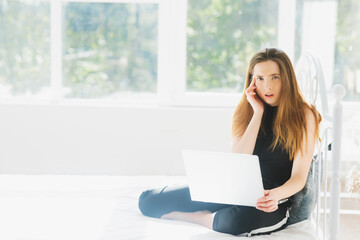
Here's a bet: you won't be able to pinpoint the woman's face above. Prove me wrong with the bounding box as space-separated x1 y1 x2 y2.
252 60 282 107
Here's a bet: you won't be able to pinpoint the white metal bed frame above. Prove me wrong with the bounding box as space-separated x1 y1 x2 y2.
296 52 345 240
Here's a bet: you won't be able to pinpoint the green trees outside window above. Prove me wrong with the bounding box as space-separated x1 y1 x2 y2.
63 2 158 98
186 0 278 93
0 1 50 97
0 0 360 101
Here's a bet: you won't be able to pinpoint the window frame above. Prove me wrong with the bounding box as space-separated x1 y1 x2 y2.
54 0 161 105
1 0 360 109
0 0 161 105
169 0 297 108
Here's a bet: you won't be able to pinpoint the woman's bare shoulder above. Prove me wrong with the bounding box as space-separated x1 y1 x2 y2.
303 105 316 130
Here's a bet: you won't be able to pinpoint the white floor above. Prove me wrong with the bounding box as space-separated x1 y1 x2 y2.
0 175 319 240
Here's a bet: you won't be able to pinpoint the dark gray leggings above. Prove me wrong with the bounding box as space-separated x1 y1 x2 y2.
138 185 289 236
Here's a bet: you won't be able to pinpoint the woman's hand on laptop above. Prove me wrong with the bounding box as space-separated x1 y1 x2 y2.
255 189 280 213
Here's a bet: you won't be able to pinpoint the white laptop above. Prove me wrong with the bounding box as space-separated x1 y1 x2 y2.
183 150 264 207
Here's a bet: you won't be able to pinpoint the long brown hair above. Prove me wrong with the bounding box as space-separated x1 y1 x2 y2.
232 48 321 159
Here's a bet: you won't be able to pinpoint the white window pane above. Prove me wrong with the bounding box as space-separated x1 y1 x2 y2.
62 2 158 99
0 0 50 98
186 0 278 93
334 0 360 101
295 0 360 102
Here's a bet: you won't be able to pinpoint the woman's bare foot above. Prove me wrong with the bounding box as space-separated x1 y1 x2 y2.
161 210 214 229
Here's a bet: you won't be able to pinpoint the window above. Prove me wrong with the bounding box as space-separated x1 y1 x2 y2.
63 2 158 99
1 0 360 105
180 0 360 105
0 1 51 98
186 0 279 94
0 0 158 102
334 0 360 101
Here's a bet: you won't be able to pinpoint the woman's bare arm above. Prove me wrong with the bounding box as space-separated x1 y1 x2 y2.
232 78 264 154
231 112 263 154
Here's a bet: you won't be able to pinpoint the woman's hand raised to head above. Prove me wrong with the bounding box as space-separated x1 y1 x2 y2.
245 78 264 114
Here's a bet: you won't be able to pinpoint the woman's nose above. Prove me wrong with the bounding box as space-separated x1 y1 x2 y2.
264 80 273 90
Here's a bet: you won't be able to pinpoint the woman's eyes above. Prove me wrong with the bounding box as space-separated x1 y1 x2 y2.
255 76 279 80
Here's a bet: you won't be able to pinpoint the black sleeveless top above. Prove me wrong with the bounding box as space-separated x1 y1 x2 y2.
253 104 293 190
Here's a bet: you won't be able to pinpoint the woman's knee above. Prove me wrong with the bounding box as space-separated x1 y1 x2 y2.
214 217 243 235
138 187 167 218
138 189 154 216
213 206 288 236
212 207 244 235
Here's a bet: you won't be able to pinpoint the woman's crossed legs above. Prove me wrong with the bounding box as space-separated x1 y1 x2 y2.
138 185 288 236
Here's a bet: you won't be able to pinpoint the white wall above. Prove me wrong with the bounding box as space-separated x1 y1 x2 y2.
0 104 233 175
1 101 359 176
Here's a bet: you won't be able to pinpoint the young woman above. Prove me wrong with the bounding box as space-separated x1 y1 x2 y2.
138 48 322 236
